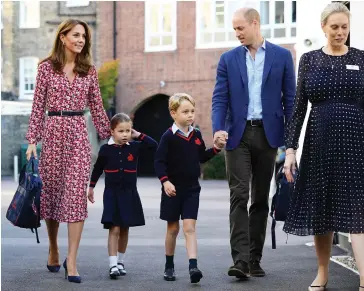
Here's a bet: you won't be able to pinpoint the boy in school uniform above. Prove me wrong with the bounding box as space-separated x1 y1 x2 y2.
154 93 225 283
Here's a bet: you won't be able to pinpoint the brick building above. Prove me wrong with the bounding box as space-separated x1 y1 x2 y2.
97 1 297 161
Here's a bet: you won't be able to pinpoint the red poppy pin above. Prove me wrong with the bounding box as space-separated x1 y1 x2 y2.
195 138 201 145
127 153 134 161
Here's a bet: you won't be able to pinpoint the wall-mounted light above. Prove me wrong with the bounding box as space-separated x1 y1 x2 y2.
160 80 166 88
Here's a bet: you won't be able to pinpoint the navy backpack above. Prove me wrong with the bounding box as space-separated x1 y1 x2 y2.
6 157 42 243
270 163 297 249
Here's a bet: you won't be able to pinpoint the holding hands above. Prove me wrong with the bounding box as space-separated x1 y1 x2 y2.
213 130 228 150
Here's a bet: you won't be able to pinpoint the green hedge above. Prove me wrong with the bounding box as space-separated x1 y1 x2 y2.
202 150 227 180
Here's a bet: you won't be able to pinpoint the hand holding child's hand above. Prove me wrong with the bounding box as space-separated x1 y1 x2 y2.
88 187 95 203
163 181 176 197
213 131 228 149
214 142 224 150
131 129 141 139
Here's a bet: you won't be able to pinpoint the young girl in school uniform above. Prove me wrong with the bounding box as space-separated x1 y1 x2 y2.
88 113 157 279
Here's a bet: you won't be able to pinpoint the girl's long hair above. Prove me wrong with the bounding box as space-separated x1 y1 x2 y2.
41 19 92 76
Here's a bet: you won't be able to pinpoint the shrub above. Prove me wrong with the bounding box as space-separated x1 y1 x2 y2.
202 150 227 180
98 59 120 110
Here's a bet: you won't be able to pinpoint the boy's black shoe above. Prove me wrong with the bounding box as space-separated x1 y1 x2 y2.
164 268 176 281
189 267 203 283
249 260 265 277
227 260 250 279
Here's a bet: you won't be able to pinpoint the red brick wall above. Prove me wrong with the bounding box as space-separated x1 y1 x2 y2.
97 1 296 145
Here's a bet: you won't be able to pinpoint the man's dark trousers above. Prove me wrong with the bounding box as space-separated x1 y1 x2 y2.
225 123 277 264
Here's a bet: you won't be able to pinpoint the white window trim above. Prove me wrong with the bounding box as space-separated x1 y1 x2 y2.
196 0 296 50
1 1 3 30
19 1 40 29
19 57 39 101
144 0 177 53
66 0 90 8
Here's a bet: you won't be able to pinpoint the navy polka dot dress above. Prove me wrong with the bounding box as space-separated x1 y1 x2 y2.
283 47 364 236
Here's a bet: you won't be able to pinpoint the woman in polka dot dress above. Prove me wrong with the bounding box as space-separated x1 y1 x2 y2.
25 19 110 283
283 3 364 291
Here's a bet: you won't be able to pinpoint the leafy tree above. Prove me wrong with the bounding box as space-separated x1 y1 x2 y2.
98 59 120 110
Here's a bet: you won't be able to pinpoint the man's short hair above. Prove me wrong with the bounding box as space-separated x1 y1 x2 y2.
244 8 260 24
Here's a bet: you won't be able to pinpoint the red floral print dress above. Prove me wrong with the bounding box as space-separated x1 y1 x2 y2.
26 61 110 222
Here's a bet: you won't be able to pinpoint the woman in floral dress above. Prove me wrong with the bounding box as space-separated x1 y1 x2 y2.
26 19 110 283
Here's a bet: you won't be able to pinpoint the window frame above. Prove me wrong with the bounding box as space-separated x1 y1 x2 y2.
144 0 177 52
19 57 39 101
196 0 296 49
65 0 90 8
19 1 40 29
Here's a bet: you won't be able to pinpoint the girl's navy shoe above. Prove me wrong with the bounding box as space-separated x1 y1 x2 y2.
63 259 81 283
47 263 61 273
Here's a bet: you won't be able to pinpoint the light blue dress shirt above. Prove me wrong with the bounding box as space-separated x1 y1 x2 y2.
243 39 266 120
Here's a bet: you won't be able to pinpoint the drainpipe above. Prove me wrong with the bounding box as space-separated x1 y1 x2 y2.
113 1 117 59
112 1 117 115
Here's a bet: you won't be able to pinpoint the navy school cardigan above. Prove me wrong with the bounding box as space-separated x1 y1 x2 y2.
89 133 157 189
154 128 221 186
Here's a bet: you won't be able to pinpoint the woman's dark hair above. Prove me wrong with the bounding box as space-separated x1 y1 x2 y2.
110 113 132 130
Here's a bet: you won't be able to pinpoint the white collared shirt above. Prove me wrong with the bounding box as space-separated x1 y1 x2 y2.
171 123 194 137
108 137 130 146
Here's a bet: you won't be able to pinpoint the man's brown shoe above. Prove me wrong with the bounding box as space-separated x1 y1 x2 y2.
249 260 266 277
227 261 250 279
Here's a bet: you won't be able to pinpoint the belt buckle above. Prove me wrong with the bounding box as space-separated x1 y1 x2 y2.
60 110 64 116
250 120 258 127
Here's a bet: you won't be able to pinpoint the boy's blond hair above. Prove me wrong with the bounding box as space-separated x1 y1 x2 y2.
168 93 196 111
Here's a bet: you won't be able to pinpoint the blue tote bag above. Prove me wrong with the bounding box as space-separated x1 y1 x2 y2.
6 157 42 243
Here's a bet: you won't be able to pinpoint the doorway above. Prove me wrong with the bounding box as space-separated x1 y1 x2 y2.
132 94 173 176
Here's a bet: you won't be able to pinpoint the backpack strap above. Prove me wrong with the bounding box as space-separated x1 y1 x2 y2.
35 227 40 244
30 228 40 244
271 218 276 250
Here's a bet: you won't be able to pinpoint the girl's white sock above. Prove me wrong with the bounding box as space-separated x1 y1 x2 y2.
118 252 125 264
109 256 118 268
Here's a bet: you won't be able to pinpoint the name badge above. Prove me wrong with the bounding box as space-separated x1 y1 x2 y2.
346 65 359 70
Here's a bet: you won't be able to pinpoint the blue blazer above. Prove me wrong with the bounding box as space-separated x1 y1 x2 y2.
211 41 296 150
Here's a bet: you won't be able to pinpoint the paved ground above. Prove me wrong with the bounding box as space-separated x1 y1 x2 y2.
1 177 360 290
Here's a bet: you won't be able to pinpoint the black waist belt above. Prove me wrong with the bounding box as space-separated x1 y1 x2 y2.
247 119 263 127
48 111 84 116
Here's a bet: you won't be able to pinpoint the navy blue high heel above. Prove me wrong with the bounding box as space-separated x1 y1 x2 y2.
47 263 61 273
63 259 81 283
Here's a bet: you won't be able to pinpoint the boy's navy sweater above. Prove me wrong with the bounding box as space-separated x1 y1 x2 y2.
154 127 220 186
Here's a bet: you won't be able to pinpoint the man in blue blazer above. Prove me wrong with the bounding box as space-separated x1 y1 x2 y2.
212 8 296 279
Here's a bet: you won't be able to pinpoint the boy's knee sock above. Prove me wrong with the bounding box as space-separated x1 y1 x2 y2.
165 255 174 269
189 258 197 270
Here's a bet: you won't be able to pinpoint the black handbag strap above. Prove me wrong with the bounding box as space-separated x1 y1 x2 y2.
30 228 40 244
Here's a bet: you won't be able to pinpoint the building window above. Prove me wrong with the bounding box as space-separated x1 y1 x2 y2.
196 0 296 48
1 1 3 30
19 57 39 100
19 1 40 29
66 0 90 7
145 1 177 52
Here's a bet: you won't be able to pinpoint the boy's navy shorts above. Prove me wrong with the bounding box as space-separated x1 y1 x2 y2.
160 184 201 221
